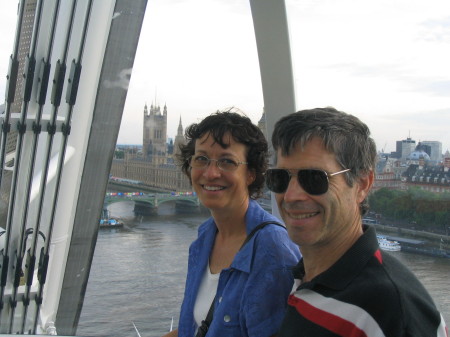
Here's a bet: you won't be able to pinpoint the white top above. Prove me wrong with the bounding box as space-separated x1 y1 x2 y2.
291 277 302 293
193 264 220 327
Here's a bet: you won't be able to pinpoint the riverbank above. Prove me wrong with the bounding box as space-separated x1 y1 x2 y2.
373 223 449 242
372 224 450 258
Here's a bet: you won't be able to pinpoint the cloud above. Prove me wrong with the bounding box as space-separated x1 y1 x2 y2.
418 16 450 43
320 62 450 98
413 80 450 97
380 108 450 123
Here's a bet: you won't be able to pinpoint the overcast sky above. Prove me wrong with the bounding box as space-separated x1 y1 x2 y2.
1 0 450 153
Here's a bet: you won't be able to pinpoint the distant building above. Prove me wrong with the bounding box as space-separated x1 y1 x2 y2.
257 108 267 140
110 157 191 192
375 143 450 194
173 117 185 160
402 163 450 193
142 103 167 164
406 143 431 165
110 103 192 192
445 150 450 166
420 140 442 163
373 155 406 191
167 138 174 156
395 137 416 161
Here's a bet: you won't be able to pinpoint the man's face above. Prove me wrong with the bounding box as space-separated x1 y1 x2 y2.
274 137 369 249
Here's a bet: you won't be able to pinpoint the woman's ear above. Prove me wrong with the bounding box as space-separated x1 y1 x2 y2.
247 169 256 186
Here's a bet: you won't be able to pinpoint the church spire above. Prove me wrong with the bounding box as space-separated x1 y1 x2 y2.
144 103 148 116
177 116 183 136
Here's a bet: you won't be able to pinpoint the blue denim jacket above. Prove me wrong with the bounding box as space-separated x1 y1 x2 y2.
178 199 301 337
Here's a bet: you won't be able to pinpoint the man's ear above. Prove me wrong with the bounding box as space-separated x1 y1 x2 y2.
357 170 374 203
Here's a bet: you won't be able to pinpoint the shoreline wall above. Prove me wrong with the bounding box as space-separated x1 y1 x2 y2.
373 224 449 250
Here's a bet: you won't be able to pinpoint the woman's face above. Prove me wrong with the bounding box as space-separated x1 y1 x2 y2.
190 132 255 214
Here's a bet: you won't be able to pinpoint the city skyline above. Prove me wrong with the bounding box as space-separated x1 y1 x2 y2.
1 0 449 152
122 111 447 161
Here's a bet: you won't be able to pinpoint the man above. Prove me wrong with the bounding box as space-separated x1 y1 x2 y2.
265 107 447 336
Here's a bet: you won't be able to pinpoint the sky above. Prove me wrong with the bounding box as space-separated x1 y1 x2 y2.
1 0 450 153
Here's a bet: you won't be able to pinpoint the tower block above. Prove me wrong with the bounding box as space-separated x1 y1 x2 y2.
143 103 168 164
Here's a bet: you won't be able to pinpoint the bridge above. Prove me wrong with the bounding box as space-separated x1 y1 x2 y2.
104 192 201 214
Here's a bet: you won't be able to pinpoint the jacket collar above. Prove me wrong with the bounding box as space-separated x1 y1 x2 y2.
231 200 280 273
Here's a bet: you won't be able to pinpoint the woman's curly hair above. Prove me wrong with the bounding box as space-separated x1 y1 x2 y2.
175 108 269 199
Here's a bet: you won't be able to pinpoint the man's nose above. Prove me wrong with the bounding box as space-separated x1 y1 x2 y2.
283 175 309 202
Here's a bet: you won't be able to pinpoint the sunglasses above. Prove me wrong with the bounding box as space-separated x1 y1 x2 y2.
265 168 350 195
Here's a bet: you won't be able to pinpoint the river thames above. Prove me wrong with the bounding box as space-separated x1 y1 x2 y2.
77 201 450 337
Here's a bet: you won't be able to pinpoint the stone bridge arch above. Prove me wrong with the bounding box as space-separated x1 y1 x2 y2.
103 193 200 215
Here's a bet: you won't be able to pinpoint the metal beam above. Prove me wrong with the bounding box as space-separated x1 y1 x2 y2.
249 0 296 218
55 0 147 334
249 0 297 141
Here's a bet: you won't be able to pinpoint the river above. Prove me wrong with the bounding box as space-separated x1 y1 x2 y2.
77 201 450 337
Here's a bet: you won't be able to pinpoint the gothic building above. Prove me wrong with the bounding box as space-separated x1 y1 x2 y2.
110 104 192 192
257 108 267 140
173 117 186 160
111 108 273 192
143 103 167 164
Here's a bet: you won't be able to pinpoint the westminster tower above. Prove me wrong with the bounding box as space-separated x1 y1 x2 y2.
143 103 168 164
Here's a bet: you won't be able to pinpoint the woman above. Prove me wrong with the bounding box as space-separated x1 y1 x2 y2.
163 109 300 337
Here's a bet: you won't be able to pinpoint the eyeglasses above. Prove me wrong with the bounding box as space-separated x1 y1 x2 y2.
189 155 248 172
265 168 350 195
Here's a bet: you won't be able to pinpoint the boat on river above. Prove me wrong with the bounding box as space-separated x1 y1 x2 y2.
99 218 124 229
377 235 401 252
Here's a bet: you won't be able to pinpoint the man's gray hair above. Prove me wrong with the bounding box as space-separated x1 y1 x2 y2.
272 107 377 215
